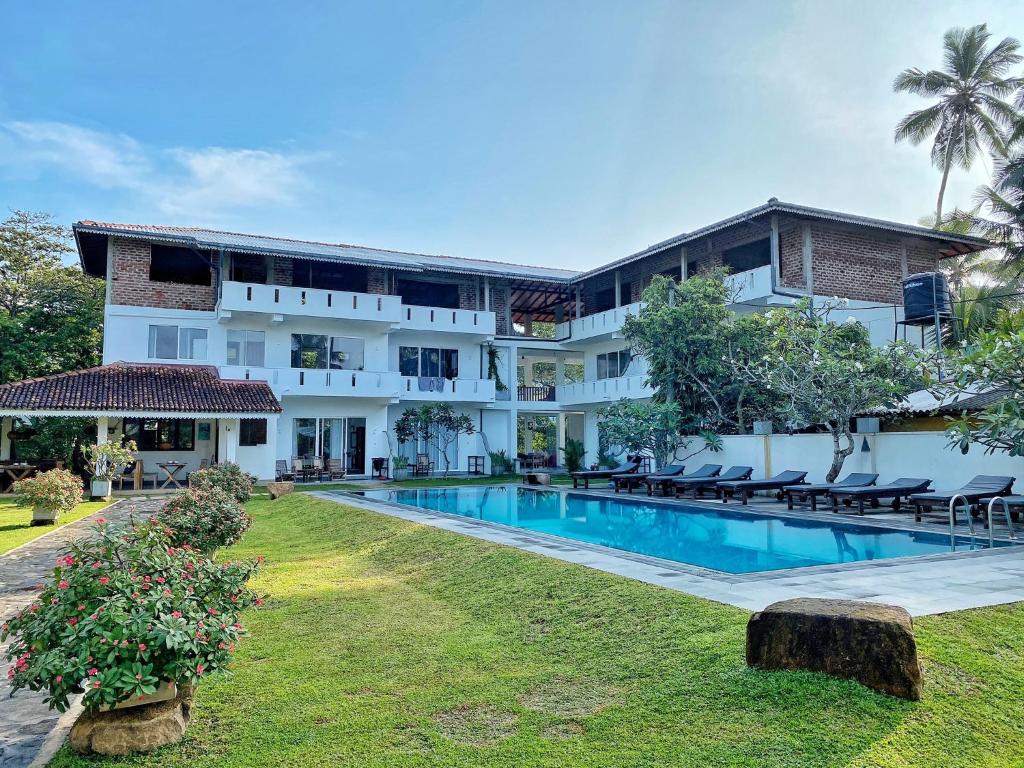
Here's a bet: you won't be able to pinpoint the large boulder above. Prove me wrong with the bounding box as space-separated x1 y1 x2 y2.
746 598 923 700
266 481 294 500
69 684 194 755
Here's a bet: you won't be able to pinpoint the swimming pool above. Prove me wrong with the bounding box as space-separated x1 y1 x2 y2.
352 485 1013 574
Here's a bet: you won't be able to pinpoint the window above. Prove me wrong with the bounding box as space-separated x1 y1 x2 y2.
230 253 268 284
329 337 364 370
291 259 368 292
149 245 212 285
240 419 268 446
291 334 328 369
399 346 458 378
596 350 631 379
227 330 266 367
123 419 195 451
148 326 207 361
395 278 460 309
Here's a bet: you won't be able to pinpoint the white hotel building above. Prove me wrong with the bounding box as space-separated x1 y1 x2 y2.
0 200 989 481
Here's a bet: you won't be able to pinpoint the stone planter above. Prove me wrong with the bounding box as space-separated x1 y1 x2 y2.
91 478 113 501
393 467 409 481
30 506 59 526
71 683 194 756
266 481 294 500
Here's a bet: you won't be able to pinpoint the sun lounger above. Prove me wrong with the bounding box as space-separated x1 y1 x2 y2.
717 470 809 504
784 473 879 511
908 475 1015 523
647 463 720 496
828 478 932 515
572 457 642 489
674 465 752 499
614 464 685 494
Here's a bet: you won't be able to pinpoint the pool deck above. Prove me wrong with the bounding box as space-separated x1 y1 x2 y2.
315 485 1024 617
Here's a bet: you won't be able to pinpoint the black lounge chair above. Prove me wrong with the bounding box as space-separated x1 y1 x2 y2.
717 470 809 504
647 463 720 496
828 478 932 515
674 465 753 499
614 464 684 494
785 473 879 511
572 457 642 489
908 475 1016 523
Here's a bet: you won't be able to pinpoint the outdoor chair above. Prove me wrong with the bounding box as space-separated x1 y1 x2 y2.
784 473 879 511
648 464 720 496
614 463 684 494
309 456 325 482
828 478 932 515
276 459 294 481
326 458 347 481
117 460 158 491
717 470 809 505
571 456 642 489
673 465 753 499
292 457 309 482
412 454 434 477
909 475 1016 523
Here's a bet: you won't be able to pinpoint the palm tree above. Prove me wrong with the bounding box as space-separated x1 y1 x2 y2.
894 24 1022 224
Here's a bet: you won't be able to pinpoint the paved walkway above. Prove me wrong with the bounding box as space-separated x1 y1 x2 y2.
322 487 1024 617
0 499 162 768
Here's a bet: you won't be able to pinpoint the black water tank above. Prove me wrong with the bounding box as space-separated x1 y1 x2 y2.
902 272 951 325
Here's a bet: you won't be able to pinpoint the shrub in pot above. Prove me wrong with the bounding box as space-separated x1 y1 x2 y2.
1 518 263 714
14 468 84 526
157 486 252 554
187 462 254 503
87 440 138 500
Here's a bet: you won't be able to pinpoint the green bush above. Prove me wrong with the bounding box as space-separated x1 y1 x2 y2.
158 486 252 553
13 469 83 518
1 518 262 712
188 462 254 503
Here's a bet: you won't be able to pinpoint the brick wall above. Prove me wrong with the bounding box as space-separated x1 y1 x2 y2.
367 267 389 295
458 280 478 310
778 223 805 289
110 238 217 311
272 256 293 287
491 280 511 335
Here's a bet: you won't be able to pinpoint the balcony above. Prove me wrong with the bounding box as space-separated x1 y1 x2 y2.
555 301 643 345
724 264 774 305
220 366 401 399
219 281 402 324
517 385 556 402
400 376 496 403
397 304 496 336
556 374 654 406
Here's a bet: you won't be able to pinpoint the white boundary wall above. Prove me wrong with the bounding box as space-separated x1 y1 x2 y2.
682 432 1024 489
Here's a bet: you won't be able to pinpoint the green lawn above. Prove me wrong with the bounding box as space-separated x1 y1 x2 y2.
0 498 111 555
50 493 1024 767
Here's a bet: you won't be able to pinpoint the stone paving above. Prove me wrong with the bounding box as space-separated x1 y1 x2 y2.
0 499 162 768
321 485 1024 618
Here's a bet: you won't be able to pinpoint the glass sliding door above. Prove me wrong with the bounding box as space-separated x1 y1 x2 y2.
291 417 367 474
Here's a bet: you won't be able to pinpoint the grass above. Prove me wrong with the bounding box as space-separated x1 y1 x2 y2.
0 498 111 555
49 492 1024 767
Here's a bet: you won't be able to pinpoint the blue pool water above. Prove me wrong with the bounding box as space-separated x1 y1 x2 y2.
353 485 1012 574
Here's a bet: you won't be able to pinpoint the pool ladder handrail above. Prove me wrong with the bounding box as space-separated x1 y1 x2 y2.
948 494 975 542
986 496 1016 544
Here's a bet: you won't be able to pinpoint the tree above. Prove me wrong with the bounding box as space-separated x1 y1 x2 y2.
622 273 777 433
731 300 926 482
393 404 475 477
893 24 1022 224
943 328 1024 456
596 400 720 470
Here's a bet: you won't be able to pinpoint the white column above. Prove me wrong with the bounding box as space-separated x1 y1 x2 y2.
509 408 519 470
554 356 565 386
574 286 581 320
770 214 781 286
557 414 567 461
614 270 622 307
96 416 109 445
0 417 11 461
680 247 688 281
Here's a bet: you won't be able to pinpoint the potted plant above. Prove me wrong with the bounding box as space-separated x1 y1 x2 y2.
87 440 138 500
13 468 84 526
392 455 410 480
487 449 513 476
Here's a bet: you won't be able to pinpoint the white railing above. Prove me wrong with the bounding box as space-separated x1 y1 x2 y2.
221 366 401 398
724 264 773 305
556 374 654 406
400 376 497 402
399 304 496 335
555 301 643 342
219 281 402 323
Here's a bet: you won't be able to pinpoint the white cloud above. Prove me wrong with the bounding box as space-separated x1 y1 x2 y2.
0 121 321 221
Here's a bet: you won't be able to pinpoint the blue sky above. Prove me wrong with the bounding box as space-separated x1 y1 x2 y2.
1 1 1022 269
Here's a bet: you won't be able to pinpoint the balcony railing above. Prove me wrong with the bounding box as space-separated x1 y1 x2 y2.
220 366 401 398
219 281 402 323
556 374 654 406
554 301 643 343
723 264 774 305
517 385 555 402
399 305 496 335
400 377 496 402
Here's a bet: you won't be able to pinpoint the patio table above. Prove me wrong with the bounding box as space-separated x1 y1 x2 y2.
1 463 36 493
156 461 187 489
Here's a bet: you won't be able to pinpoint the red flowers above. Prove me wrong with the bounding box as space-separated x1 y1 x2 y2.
94 517 106 524
98 576 110 586
195 663 205 676
171 611 183 619
57 580 70 590
88 667 99 677
67 617 78 626
138 643 147 652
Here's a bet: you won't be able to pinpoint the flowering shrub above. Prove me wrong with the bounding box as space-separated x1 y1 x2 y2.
14 469 83 518
1 519 263 712
188 462 254 503
158 486 252 553
87 440 138 481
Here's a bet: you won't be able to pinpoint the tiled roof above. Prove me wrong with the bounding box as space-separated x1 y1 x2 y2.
73 221 580 282
866 385 1007 416
0 363 282 415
